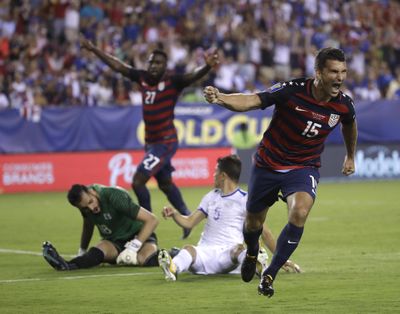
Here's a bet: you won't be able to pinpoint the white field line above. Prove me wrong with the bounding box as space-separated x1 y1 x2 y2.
0 247 158 284
0 272 159 284
0 248 74 258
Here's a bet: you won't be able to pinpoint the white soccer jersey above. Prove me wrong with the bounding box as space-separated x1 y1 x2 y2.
197 188 247 248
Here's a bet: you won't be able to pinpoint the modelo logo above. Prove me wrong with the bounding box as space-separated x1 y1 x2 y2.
355 146 400 178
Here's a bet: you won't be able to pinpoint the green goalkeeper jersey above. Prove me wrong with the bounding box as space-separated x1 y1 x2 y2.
82 184 142 242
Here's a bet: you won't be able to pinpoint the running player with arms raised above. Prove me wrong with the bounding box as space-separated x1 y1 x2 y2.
80 35 219 239
204 47 357 297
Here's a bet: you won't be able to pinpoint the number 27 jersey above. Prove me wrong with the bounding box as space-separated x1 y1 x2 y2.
255 78 356 170
128 69 190 144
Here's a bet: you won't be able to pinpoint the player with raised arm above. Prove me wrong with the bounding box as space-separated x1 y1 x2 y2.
80 34 219 239
204 47 357 297
42 184 160 270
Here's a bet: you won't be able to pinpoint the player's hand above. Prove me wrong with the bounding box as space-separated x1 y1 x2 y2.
342 155 355 176
162 206 176 219
116 239 142 265
281 260 302 273
79 33 95 51
116 249 138 265
204 48 220 68
203 86 220 104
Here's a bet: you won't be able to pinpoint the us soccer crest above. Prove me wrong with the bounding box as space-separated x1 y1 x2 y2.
158 81 165 91
328 114 340 127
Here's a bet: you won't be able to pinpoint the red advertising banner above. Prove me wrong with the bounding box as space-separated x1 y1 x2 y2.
0 148 232 193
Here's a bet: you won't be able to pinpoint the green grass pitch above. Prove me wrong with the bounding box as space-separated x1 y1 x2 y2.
0 181 399 313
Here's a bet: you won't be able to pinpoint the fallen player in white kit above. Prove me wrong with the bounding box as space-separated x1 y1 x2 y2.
158 155 301 281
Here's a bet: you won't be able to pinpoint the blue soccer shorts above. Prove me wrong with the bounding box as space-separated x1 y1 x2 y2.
136 142 178 179
246 165 320 213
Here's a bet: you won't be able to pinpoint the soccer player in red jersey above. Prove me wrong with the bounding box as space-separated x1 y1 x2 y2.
204 47 357 297
80 35 219 239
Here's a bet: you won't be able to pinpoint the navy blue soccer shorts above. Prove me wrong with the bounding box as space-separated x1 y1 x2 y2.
246 165 320 213
136 142 178 179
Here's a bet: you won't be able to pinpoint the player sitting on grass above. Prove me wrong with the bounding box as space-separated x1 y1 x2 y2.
158 155 300 281
43 184 164 270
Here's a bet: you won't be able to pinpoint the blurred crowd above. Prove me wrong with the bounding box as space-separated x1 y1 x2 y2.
1 0 400 110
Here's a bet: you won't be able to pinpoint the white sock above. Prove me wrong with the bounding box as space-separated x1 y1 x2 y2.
173 249 193 274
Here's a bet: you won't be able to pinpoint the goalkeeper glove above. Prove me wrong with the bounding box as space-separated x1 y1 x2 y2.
116 238 142 265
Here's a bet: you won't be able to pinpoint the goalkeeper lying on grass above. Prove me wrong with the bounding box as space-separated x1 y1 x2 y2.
43 183 163 271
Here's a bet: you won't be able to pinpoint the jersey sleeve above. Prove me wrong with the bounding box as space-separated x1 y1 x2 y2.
256 82 291 109
341 97 356 124
105 187 141 219
127 68 143 83
197 190 214 217
170 74 190 91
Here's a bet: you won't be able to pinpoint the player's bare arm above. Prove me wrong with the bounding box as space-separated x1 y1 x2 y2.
203 86 262 112
261 226 276 253
79 217 95 251
134 207 159 243
181 48 220 84
79 33 133 77
341 120 358 176
162 206 205 229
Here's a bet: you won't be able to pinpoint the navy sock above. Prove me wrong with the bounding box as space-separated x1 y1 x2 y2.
164 183 191 216
264 223 304 279
133 184 152 212
143 250 159 267
243 226 263 257
69 247 105 269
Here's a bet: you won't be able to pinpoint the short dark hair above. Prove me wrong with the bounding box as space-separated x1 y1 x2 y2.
217 155 242 183
67 184 88 207
151 49 168 60
315 47 346 71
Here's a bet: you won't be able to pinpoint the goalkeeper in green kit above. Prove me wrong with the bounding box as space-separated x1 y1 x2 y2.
43 184 162 270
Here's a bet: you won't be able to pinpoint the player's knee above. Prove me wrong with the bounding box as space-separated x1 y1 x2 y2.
141 250 159 267
157 181 172 193
182 245 196 259
132 172 148 189
289 207 310 225
137 244 158 266
132 179 143 188
231 244 245 262
245 216 264 231
245 211 266 231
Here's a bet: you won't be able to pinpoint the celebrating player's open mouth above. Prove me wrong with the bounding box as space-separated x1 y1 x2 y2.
331 82 341 96
149 69 159 77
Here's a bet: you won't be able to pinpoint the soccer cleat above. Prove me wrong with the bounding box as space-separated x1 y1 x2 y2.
241 253 257 282
255 247 269 278
42 241 71 271
182 228 191 239
158 249 177 281
258 274 274 297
